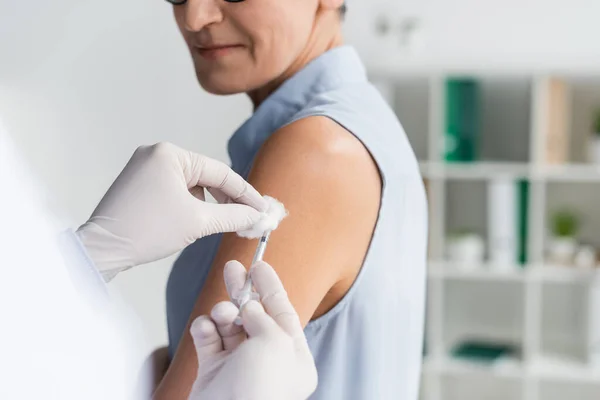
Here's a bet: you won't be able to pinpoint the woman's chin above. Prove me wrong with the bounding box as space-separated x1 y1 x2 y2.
197 74 248 96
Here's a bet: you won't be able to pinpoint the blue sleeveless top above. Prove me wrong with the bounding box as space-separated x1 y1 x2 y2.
166 46 428 400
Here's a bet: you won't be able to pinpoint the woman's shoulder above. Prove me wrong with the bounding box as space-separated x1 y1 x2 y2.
280 81 418 179
302 79 394 117
258 115 379 181
289 79 406 145
251 115 381 219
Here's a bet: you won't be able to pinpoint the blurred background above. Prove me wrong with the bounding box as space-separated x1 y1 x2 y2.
1 1 600 399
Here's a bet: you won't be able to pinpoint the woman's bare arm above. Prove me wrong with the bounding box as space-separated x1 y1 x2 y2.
153 116 381 399
137 346 170 397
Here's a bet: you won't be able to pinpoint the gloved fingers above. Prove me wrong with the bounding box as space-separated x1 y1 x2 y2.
190 316 223 362
196 202 262 237
185 152 267 212
189 186 206 202
250 261 304 338
207 187 229 204
240 300 279 338
210 301 246 351
223 260 247 302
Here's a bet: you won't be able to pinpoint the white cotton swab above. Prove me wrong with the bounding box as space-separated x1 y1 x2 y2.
237 196 287 239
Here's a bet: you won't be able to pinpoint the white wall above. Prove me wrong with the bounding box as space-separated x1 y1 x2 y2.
0 0 252 358
346 0 600 74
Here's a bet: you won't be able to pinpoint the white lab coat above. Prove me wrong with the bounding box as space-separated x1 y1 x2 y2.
0 119 144 400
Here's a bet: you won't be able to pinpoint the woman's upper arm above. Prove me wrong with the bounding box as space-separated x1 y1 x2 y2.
154 116 381 399
197 116 382 322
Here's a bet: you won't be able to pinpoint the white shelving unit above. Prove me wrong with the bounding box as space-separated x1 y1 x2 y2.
372 75 600 400
420 161 600 183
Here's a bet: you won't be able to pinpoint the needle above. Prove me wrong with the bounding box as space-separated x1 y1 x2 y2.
234 231 271 324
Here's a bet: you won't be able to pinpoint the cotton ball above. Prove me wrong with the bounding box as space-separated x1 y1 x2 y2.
237 196 288 239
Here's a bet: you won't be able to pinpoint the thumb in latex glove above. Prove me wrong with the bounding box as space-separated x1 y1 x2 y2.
188 261 318 400
76 142 267 276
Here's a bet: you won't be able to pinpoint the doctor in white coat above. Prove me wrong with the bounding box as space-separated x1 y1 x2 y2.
0 118 316 400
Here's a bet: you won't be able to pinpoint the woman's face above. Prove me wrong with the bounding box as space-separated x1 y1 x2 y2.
174 0 322 95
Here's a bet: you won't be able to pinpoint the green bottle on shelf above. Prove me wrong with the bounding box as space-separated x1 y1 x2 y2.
517 179 529 266
444 78 480 162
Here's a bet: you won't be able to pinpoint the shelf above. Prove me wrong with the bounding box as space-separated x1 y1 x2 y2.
420 162 530 181
427 262 600 284
423 355 600 384
532 265 600 284
532 355 600 384
542 164 600 183
428 262 528 282
367 66 600 80
422 356 524 379
420 162 600 182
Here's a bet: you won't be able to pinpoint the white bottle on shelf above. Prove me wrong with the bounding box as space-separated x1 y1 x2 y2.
590 133 600 165
588 273 600 368
487 177 517 269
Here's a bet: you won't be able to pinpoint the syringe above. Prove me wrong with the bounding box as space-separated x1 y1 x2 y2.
235 231 271 314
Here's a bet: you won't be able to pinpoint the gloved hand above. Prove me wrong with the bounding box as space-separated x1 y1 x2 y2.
188 261 318 400
76 142 267 277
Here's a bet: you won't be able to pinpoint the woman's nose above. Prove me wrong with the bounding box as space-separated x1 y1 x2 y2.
182 0 224 32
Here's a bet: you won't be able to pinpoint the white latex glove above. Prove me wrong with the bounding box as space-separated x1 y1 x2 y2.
189 261 318 400
77 142 267 277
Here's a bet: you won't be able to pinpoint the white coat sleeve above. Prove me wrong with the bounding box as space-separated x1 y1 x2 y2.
0 117 142 400
58 229 110 300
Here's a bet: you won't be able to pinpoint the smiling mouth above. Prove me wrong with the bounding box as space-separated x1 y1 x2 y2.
195 44 244 60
